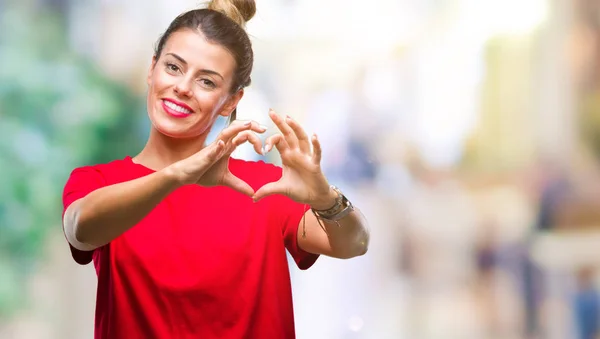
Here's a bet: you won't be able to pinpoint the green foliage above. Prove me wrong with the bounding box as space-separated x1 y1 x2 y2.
0 5 145 317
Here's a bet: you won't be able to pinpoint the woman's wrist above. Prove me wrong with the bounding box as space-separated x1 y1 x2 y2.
160 164 187 189
309 186 338 211
311 185 355 222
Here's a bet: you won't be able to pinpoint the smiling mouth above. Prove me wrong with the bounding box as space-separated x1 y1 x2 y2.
162 100 193 114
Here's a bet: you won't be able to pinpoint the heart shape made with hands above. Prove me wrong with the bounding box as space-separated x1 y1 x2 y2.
222 109 330 206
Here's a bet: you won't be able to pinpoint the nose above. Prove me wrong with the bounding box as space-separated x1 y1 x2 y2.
174 78 193 97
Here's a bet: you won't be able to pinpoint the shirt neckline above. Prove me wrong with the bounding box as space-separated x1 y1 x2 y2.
124 156 157 174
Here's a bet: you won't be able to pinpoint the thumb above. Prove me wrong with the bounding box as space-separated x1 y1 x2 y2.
197 140 227 174
253 181 286 202
199 140 226 167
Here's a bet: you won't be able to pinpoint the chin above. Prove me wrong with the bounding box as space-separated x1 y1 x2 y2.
150 113 209 140
153 120 195 139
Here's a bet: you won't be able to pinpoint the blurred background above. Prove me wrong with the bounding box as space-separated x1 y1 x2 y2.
2 0 600 338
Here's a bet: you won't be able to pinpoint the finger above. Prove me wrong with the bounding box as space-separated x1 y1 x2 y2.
218 120 266 143
263 134 288 154
190 139 226 174
285 116 311 153
230 119 268 133
231 130 264 156
222 172 255 197
311 134 322 164
202 139 226 164
253 181 286 202
269 109 298 149
217 121 251 143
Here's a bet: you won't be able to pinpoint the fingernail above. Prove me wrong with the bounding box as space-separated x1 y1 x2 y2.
265 145 272 153
244 122 252 126
259 124 268 130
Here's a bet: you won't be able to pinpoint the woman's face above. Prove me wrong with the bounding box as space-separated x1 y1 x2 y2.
146 28 242 139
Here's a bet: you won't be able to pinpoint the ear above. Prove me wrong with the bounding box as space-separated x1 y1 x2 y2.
218 89 244 117
147 56 157 86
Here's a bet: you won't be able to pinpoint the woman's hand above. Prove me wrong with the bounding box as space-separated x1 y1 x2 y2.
253 110 336 209
169 120 266 197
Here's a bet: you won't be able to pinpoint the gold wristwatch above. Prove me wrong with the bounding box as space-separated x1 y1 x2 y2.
311 185 354 222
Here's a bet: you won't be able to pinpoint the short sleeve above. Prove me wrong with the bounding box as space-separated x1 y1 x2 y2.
279 198 319 270
62 167 107 265
264 165 320 270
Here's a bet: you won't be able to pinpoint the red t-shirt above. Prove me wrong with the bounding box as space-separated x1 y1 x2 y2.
61 156 318 339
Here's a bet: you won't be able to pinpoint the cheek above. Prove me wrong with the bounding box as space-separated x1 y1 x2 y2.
147 74 172 110
146 83 159 116
151 72 170 93
195 91 227 114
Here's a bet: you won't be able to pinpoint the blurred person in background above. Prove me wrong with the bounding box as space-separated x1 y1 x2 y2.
573 267 600 339
474 222 500 335
59 1 370 338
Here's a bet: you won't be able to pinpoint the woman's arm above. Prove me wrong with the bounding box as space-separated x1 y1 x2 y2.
63 167 183 251
253 110 370 259
298 192 369 259
64 121 265 251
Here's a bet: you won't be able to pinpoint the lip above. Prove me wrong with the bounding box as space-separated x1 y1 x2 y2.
161 99 194 118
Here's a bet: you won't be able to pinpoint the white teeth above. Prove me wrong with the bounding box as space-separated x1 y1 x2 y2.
164 100 192 114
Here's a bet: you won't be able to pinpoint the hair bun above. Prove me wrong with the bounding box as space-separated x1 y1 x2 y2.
207 0 256 27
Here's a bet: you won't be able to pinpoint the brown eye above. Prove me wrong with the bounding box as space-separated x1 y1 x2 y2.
199 79 216 89
165 63 180 73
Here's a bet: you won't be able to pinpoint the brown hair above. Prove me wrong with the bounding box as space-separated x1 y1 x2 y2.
154 0 256 122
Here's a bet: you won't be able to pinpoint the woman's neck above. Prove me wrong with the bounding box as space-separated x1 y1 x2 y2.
133 127 209 171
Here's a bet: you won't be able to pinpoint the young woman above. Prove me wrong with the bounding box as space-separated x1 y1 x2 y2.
61 0 370 338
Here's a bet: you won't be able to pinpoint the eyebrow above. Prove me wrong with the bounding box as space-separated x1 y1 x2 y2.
166 53 224 80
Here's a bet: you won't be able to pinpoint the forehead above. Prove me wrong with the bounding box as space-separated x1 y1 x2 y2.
162 29 236 78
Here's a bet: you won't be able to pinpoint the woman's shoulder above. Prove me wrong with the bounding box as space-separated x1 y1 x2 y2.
67 156 146 182
70 156 131 172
